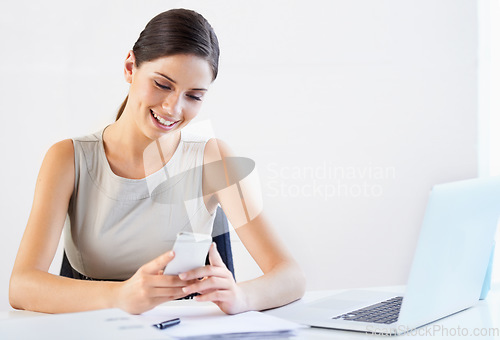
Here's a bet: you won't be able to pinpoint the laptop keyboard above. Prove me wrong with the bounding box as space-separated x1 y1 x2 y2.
332 296 403 324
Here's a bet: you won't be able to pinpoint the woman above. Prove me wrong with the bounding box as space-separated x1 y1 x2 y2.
9 8 305 315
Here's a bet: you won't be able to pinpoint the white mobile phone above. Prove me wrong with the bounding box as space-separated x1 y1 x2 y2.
163 232 212 275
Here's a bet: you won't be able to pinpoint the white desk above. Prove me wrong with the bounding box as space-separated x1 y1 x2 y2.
267 284 500 339
2 284 499 339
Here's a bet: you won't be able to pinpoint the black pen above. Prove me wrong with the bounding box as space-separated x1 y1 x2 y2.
152 318 181 330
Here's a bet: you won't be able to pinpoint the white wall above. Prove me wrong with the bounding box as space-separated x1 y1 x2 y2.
0 0 480 311
478 0 500 285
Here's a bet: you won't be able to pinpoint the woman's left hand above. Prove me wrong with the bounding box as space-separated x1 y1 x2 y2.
178 243 249 314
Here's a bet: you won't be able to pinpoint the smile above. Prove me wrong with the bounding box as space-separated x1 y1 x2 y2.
151 110 178 127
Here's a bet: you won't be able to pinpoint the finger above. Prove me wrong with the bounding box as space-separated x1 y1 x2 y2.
148 275 199 288
194 288 217 296
149 286 187 298
182 276 230 295
195 290 230 303
179 265 228 281
208 242 226 268
140 251 174 274
149 293 186 307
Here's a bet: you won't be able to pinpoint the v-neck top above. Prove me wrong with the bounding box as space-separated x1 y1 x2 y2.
64 127 215 280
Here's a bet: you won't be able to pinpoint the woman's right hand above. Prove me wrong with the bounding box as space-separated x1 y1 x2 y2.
113 251 196 314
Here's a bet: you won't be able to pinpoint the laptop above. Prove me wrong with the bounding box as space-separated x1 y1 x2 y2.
268 176 500 335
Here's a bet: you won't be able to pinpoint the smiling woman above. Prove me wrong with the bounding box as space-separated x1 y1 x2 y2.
8 8 305 315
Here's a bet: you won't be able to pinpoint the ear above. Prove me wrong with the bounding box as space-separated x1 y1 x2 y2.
124 50 136 84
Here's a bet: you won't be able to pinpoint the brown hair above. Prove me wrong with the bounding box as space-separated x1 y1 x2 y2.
116 9 220 120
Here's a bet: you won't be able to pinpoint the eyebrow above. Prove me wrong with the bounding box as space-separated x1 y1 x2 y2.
154 72 208 91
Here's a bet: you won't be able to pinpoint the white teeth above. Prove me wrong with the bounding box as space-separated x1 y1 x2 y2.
153 112 176 126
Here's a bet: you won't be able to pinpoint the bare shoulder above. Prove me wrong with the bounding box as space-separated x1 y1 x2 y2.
38 139 75 187
44 139 74 168
204 138 235 164
202 138 237 199
48 139 74 155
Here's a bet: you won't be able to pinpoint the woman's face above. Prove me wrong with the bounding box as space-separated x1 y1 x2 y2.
124 53 213 140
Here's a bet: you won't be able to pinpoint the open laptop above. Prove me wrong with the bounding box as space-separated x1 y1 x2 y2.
269 176 500 335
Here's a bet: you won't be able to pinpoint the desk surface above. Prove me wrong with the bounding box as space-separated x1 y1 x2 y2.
268 284 500 339
2 284 500 339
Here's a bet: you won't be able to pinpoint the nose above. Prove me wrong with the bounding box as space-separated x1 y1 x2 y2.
162 92 182 117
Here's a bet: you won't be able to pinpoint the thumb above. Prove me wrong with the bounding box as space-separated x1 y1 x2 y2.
209 242 226 268
141 250 175 274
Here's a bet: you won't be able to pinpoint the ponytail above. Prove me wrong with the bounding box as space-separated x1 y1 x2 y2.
116 95 128 121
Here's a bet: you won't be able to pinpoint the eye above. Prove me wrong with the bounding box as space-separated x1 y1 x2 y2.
154 81 171 90
186 94 202 102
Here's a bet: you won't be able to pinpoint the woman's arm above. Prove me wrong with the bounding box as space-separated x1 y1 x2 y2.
180 139 306 314
9 139 118 312
9 140 193 314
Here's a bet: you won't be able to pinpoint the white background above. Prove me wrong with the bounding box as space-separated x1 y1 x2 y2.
0 0 496 312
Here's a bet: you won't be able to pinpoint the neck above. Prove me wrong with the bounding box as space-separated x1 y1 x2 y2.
104 111 181 164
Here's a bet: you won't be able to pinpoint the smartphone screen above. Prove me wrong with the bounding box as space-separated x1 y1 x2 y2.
163 232 212 275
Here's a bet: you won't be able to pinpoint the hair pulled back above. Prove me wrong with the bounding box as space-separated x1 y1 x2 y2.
116 9 220 120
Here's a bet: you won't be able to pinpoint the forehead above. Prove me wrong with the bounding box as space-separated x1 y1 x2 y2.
139 54 213 88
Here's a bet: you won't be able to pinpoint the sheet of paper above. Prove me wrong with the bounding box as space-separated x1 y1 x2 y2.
0 308 170 340
0 303 305 339
133 302 306 339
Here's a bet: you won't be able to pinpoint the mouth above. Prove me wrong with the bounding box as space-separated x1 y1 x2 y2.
150 109 179 129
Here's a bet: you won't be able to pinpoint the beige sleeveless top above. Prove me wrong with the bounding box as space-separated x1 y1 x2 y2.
64 127 216 280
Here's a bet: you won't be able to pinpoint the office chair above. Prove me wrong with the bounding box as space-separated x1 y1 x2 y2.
60 206 235 281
